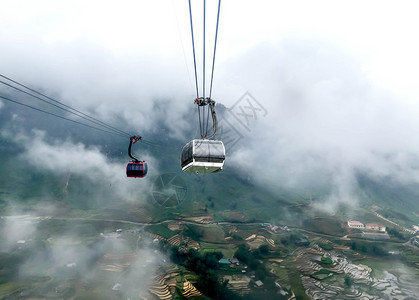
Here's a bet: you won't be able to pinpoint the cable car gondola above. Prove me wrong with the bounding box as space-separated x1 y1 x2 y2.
181 139 225 173
180 97 225 173
126 136 148 178
181 1 225 173
126 162 147 178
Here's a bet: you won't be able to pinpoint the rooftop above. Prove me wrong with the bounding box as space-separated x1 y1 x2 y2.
229 258 239 264
219 258 230 264
255 280 264 287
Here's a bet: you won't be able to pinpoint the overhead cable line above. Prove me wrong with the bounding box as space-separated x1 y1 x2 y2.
0 93 159 147
203 0 206 101
188 0 204 138
203 0 211 137
0 79 129 137
187 1 200 99
187 0 222 139
0 74 131 137
0 95 126 138
0 74 159 147
209 0 221 99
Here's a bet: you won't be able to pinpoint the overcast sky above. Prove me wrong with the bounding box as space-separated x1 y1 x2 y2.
2 0 419 209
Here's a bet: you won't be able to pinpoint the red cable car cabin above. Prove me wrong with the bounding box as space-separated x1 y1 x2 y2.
126 136 148 178
126 161 148 178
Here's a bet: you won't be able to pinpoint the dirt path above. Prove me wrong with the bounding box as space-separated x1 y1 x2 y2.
373 212 415 234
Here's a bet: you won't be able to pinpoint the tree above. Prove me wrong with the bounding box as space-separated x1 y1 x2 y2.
259 244 269 255
387 227 406 241
169 246 183 265
255 264 267 280
321 257 333 265
168 246 241 300
234 244 252 264
253 248 262 259
203 251 222 269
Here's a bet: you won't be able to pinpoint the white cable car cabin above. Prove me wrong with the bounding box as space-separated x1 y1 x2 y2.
181 139 225 173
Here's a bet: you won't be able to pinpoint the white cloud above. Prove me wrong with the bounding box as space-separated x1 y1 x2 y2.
14 218 165 297
0 217 38 251
227 38 419 210
0 203 59 251
2 0 419 211
13 129 157 202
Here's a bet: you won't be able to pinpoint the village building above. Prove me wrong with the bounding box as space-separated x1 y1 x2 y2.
347 220 365 229
218 258 231 265
366 223 386 232
255 280 264 287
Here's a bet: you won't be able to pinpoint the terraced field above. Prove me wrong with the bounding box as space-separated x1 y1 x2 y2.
294 242 419 299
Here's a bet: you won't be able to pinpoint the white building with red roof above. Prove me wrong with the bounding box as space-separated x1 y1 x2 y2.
347 220 364 229
366 223 386 232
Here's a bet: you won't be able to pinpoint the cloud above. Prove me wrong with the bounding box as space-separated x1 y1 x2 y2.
8 213 165 298
0 201 166 297
0 216 38 251
0 203 60 251
2 0 419 214
0 0 196 140
227 39 419 211
9 129 158 202
0 40 193 139
121 246 165 298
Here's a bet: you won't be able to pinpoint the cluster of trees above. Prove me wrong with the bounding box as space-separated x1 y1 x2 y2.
235 244 270 262
350 241 388 257
318 242 333 251
320 256 333 265
234 244 291 299
170 247 239 299
387 227 408 241
280 233 309 247
234 244 272 281
169 245 290 300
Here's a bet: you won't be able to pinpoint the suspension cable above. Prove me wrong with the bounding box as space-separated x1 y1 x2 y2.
0 95 126 138
203 0 206 101
188 0 199 99
0 74 131 137
0 75 162 146
188 0 203 137
141 139 160 147
187 0 222 139
1 94 159 149
202 0 208 136
0 80 130 138
209 0 221 99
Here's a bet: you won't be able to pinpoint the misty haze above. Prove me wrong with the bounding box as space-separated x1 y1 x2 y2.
1 1 418 299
